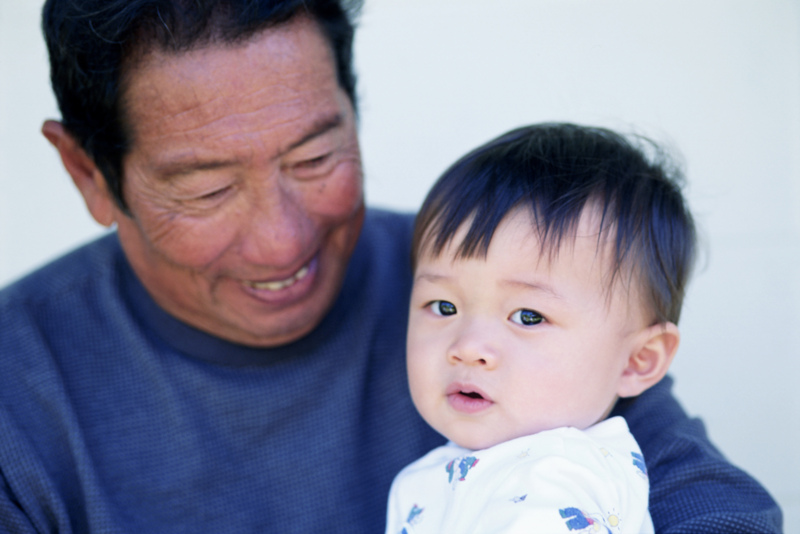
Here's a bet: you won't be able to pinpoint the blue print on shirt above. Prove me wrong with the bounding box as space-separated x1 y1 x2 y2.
631 451 647 477
445 456 479 483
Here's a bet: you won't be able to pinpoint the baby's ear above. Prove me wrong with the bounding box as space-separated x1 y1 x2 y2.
617 322 680 398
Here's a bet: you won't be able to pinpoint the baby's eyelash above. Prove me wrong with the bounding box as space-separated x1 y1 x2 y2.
427 300 457 316
509 308 545 326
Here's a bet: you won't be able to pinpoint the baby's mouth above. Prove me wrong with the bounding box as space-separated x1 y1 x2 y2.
446 384 494 414
446 383 492 402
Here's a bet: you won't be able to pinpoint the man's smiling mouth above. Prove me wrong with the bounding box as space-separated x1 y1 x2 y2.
244 264 310 291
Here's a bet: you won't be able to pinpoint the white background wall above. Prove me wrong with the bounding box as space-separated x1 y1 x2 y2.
2 0 798 526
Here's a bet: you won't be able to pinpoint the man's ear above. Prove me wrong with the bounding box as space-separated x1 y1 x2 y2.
42 120 116 227
617 322 680 398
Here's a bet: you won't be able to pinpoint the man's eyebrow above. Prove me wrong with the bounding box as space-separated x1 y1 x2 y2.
150 113 344 181
153 159 236 180
286 112 343 152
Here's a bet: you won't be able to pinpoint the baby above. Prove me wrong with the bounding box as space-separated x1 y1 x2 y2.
385 123 696 533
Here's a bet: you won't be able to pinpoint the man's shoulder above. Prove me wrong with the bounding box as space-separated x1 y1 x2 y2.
0 233 128 407
0 232 122 313
615 377 783 532
352 207 415 277
362 207 415 241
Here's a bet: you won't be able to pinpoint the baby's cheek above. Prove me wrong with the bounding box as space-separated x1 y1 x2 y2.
407 347 435 390
408 370 437 428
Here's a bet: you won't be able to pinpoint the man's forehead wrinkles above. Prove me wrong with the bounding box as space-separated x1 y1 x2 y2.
134 64 313 118
140 96 328 146
139 94 290 137
152 95 230 130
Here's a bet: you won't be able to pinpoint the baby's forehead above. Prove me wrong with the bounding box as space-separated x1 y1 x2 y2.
417 206 643 298
484 204 617 259
417 204 604 260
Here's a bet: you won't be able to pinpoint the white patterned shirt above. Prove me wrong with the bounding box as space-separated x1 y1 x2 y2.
385 416 654 534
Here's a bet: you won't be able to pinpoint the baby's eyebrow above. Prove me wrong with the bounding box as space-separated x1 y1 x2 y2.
413 272 450 284
499 279 564 300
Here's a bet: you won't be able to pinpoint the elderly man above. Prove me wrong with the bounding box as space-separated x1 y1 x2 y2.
0 0 782 532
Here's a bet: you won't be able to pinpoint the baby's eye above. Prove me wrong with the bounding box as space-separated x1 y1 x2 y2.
509 309 544 326
429 300 457 316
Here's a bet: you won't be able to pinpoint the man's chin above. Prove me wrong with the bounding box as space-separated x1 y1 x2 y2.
216 286 337 348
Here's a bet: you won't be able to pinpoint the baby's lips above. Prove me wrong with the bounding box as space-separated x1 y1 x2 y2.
445 382 493 402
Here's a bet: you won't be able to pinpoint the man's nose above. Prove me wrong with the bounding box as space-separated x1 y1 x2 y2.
238 182 313 267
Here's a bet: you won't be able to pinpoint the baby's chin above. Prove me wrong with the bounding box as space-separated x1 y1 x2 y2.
447 422 592 451
448 431 529 451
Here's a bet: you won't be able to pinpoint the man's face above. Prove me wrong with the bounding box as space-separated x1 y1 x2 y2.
407 208 650 450
113 16 364 347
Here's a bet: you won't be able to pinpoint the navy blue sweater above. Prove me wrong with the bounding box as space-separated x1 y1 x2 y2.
0 209 782 532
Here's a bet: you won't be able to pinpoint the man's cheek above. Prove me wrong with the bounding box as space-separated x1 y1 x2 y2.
150 218 237 269
306 162 363 219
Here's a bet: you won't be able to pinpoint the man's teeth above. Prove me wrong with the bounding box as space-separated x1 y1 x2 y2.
247 265 309 291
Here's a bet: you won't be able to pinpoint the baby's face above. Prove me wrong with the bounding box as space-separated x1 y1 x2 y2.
407 208 651 450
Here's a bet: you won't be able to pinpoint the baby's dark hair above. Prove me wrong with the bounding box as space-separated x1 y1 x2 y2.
411 123 697 325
